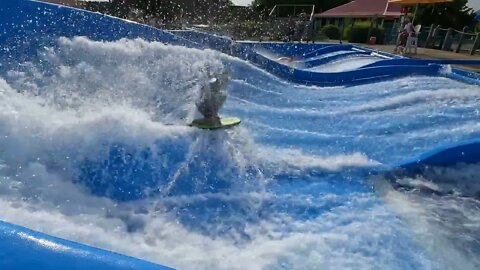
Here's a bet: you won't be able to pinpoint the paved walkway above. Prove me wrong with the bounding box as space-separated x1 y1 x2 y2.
356 44 480 72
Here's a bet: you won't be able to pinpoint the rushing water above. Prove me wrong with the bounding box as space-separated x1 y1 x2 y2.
0 37 479 270
305 56 382 72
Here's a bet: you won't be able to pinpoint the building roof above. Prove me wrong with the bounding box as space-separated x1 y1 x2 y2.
314 0 402 19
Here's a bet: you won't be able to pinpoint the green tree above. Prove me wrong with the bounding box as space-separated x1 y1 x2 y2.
415 0 475 30
126 0 233 23
89 0 130 19
252 0 350 16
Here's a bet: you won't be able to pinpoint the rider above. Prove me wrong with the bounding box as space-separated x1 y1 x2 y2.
193 69 229 127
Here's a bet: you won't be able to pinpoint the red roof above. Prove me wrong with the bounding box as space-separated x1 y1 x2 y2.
315 0 402 18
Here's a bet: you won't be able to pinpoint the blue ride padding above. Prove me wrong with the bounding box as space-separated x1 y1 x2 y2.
303 51 372 68
239 42 397 60
292 64 442 86
448 68 480 85
229 42 444 87
0 220 173 270
398 138 480 171
171 29 479 87
362 58 480 68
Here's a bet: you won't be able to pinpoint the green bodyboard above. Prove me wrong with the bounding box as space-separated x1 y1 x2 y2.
190 117 241 130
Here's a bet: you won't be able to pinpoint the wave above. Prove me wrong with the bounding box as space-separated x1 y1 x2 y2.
5 36 227 123
374 167 480 270
0 36 470 269
348 88 480 113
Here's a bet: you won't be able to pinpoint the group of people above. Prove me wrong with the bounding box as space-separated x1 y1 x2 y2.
394 17 417 55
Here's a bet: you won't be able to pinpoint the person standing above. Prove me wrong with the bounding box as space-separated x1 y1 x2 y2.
394 17 415 54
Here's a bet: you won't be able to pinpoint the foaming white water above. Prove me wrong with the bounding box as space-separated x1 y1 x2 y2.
230 76 480 121
254 48 300 67
0 77 190 169
0 82 398 269
197 127 379 174
231 79 283 96
307 56 381 73
0 114 383 270
0 37 393 270
255 148 379 172
346 87 480 113
0 186 423 270
439 64 453 75
374 165 480 270
6 36 226 123
393 121 480 141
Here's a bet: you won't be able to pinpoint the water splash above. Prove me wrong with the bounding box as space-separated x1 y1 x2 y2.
0 36 479 269
374 164 480 270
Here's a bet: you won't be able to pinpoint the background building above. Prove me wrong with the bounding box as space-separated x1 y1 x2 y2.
314 0 402 28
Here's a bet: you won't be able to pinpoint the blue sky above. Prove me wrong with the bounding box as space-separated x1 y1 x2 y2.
233 0 479 10
232 0 252 6
469 0 480 11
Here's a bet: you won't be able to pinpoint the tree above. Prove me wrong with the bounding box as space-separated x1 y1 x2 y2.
252 0 350 16
415 0 475 30
124 0 233 23
86 0 130 19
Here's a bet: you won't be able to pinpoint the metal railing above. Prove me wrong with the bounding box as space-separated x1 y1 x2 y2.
385 24 480 55
424 25 480 55
268 4 315 21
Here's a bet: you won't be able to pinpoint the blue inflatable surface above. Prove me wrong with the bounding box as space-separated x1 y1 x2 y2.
172 30 480 87
0 221 172 270
399 138 480 170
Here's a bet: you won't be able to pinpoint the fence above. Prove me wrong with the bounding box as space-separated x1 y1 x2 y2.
384 24 480 55
422 25 480 55
268 4 315 21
